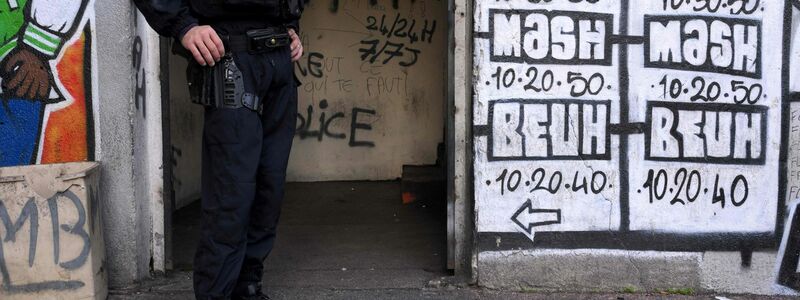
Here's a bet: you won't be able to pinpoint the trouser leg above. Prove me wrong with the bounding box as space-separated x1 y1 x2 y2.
235 47 297 289
194 106 263 299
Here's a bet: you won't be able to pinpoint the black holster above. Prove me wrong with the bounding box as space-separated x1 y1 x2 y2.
187 56 262 113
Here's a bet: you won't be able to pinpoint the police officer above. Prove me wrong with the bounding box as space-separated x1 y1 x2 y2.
133 0 304 299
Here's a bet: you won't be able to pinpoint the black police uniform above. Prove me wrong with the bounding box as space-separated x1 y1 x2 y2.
133 1 302 299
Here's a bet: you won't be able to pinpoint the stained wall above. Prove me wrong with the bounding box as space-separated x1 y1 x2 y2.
287 0 449 181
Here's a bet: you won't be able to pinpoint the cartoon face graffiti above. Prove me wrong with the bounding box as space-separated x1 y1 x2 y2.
0 0 92 167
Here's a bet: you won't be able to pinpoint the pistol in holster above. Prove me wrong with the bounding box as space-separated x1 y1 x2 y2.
186 56 262 113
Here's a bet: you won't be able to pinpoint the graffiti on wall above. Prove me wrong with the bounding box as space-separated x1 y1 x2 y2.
0 0 96 167
290 0 445 163
473 0 786 252
0 163 104 297
0 190 93 293
133 17 146 118
287 0 446 181
357 13 437 67
294 50 380 148
296 98 377 147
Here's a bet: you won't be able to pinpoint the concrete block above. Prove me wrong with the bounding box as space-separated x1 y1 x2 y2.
0 162 107 299
478 249 701 292
700 251 798 295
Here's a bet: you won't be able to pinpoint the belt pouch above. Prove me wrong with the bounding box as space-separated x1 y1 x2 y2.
246 28 290 53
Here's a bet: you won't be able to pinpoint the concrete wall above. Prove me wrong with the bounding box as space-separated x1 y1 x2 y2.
0 0 142 288
132 11 166 276
286 0 449 181
94 0 142 288
0 0 161 288
450 0 476 280
472 0 800 295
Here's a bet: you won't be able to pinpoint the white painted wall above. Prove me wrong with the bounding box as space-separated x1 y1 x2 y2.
474 0 783 239
132 12 165 275
472 0 800 294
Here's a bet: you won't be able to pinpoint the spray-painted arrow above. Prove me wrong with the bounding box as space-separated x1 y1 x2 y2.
511 199 561 242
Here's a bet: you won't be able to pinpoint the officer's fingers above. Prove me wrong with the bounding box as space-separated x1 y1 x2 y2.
291 43 301 56
181 28 200 51
202 36 221 62
209 32 225 58
291 45 303 62
187 45 206 66
194 41 215 67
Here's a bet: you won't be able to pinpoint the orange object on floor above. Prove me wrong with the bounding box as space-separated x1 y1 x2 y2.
402 192 417 204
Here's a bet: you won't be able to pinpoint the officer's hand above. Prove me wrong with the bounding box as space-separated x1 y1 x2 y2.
289 29 303 62
182 25 225 67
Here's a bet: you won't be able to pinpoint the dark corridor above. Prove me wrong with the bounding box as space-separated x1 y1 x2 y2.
171 181 448 295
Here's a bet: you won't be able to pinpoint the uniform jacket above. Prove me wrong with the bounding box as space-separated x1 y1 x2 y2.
133 0 300 39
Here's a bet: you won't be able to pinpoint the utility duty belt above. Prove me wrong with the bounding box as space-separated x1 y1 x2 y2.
186 27 289 112
224 28 290 54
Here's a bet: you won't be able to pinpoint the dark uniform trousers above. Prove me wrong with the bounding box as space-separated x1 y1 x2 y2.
193 44 297 299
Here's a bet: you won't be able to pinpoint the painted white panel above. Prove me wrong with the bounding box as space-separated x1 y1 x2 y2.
625 2 782 233
474 0 786 241
474 0 623 240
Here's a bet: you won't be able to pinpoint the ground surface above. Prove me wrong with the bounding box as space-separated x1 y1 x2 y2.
111 182 796 299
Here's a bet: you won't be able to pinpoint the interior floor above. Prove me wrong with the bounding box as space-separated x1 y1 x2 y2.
171 181 448 294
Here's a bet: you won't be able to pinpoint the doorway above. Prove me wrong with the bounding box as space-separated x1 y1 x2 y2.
163 0 453 292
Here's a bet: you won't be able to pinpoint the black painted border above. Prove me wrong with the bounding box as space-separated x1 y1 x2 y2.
642 15 763 79
643 101 769 165
487 9 614 66
478 231 777 252
776 0 796 289
486 98 613 161
83 24 96 161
